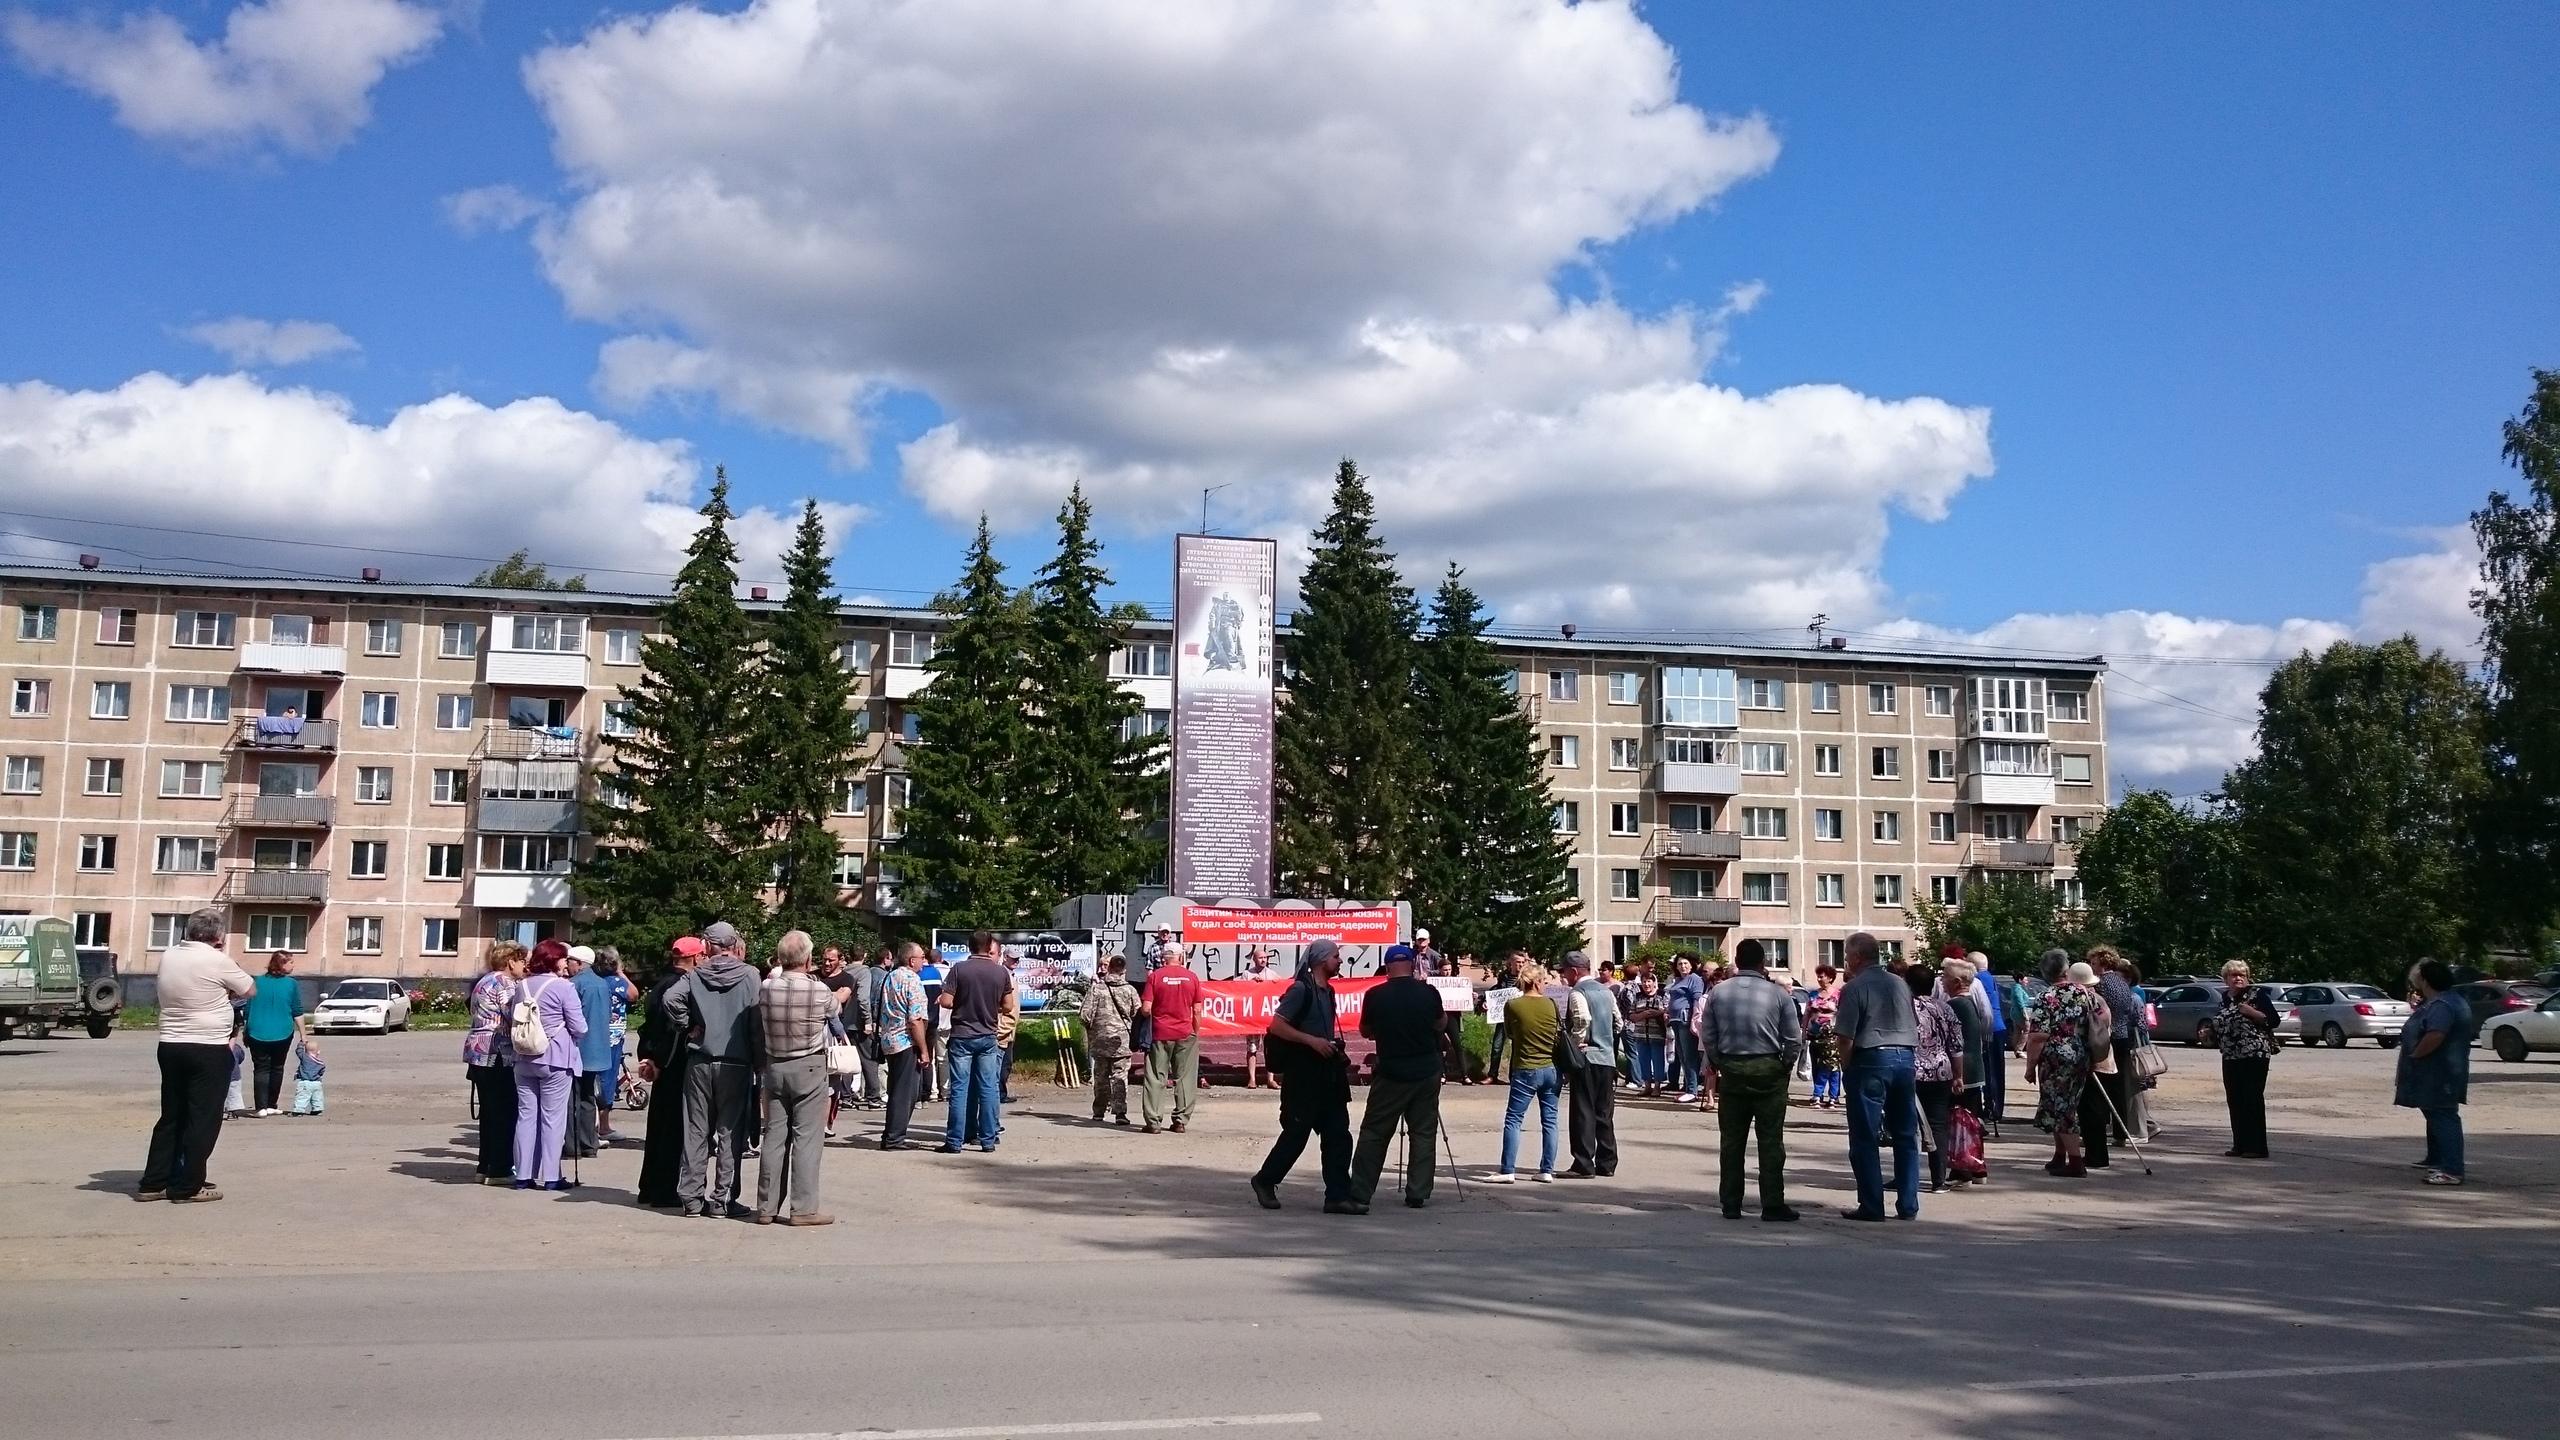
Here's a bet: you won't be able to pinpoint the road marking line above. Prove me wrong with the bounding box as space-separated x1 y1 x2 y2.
1974 1354 2560 1393
633 1413 1323 1440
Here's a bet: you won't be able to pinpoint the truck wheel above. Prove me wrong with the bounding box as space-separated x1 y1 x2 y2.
25 1021 50 1040
82 976 121 1014
86 1017 114 1039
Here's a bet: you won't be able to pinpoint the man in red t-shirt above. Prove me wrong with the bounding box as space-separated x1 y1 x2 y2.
1139 943 1205 1133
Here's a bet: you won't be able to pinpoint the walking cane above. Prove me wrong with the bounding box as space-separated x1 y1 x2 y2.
2092 1074 2154 1176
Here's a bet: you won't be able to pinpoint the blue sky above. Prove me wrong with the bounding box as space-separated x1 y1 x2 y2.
0 1 2551 782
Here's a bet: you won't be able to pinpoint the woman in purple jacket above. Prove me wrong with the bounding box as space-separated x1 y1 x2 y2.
510 939 589 1191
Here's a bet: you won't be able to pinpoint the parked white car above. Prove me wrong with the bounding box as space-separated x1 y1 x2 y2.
2481 992 2560 1063
311 978 410 1034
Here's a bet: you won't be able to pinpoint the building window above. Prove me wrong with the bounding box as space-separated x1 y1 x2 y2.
166 684 230 723
1741 805 1788 840
1815 873 1844 907
96 608 137 645
422 918 460 955
1874 874 1905 906
425 843 464 881
1978 741 2052 776
77 834 116 872
269 614 317 646
1742 677 1787 710
1609 737 1641 770
159 760 225 798
1868 682 1897 716
2055 876 2088 909
1813 808 1844 842
345 916 384 954
597 777 633 811
889 631 937 666
1118 642 1172 677
833 851 864 888
1877 940 1904 965
1663 736 1730 767
479 759 576 803
1668 868 1715 899
883 774 913 830
1812 744 1841 777
1871 746 1901 780
149 913 190 950
837 638 875 674
359 619 398 656
2052 814 2085 844
1927 748 1956 781
900 710 923 743
506 615 586 653
2051 689 2089 722
9 678 48 716
1546 668 1580 702
479 834 572 874
1968 676 2048 737
1930 875 1962 905
1929 811 1959 844
348 840 389 879
85 757 123 796
154 836 218 873
435 693 474 730
1548 734 1579 768
349 767 389 804
598 700 637 738
1819 938 1846 968
72 911 109 947
1741 872 1788 905
428 768 466 805
81 681 130 722
1762 939 1790 969
1982 811 2025 842
1660 667 1737 728
360 692 399 729
1551 801 1580 834
1925 684 1955 717
1609 867 1642 901
1608 802 1641 836
1610 934 1640 963
834 776 868 816
1874 810 1903 843
605 628 643 665
1739 742 1787 775
173 611 237 648
2 755 39 793
439 621 480 659
1607 670 1641 705
2058 753 2093 786
1809 681 1840 713
0 832 35 868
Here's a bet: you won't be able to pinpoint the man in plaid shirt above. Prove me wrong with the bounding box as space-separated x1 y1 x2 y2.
875 942 932 1150
754 931 836 1226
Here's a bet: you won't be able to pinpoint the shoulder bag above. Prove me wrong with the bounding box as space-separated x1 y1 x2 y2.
508 977 552 1058
1550 995 1585 1075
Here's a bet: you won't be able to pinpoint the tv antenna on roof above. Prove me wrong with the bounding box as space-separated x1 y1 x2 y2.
1808 613 1830 648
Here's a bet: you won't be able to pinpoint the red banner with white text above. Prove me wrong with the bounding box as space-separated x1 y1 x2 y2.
1179 906 1402 946
1196 978 1385 1035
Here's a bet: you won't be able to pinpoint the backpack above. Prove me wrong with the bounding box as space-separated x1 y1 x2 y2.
508 977 552 1058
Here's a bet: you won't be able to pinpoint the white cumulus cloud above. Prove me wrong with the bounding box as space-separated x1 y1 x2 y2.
179 316 359 367
441 183 551 236
6 0 443 157
0 372 863 589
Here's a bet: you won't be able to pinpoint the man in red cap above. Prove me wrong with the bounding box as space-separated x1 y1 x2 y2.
634 935 705 1207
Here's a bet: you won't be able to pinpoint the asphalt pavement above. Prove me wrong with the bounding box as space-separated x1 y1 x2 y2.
0 1029 2552 1440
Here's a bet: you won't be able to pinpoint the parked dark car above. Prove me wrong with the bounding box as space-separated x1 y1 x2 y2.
2154 982 2296 1046
2454 982 2554 1031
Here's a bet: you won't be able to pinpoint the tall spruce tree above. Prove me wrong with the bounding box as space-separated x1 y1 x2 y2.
584 468 769 961
1274 459 1423 899
2470 369 2560 951
1409 565 1582 957
758 500 867 928
1020 484 1166 911
897 517 1040 928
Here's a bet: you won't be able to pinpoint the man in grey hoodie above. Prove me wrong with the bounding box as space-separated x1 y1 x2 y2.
662 920 764 1218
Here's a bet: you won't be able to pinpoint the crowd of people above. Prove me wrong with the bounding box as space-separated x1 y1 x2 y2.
131 904 2482 1213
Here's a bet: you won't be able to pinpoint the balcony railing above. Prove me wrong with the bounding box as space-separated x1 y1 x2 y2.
1655 759 1742 795
1645 827 1742 861
477 724 583 761
483 649 590 688
218 867 330 904
472 873 575 910
223 794 335 829
1968 840 2058 870
238 641 348 676
475 796 583 834
1648 896 1741 928
232 716 339 751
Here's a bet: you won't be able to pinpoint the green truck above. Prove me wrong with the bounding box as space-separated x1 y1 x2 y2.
0 915 121 1040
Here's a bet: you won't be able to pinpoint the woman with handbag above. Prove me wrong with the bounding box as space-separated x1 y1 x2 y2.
2213 960 2280 1158
509 940 588 1192
1906 965 1967 1194
2021 951 2108 1178
1938 958 1992 1187
463 942 527 1185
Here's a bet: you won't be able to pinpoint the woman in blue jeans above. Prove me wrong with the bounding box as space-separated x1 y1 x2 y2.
2395 960 2472 1186
1487 965 1564 1183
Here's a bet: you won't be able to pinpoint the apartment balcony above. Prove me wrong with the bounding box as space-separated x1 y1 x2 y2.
218 867 330 905
232 716 339 752
883 664 933 700
1968 839 2058 870
1645 827 1742 861
1648 896 1742 929
1960 772 2057 806
238 641 348 677
476 723 584 762
471 872 575 910
483 649 590 688
222 794 335 829
1654 759 1742 796
475 797 582 834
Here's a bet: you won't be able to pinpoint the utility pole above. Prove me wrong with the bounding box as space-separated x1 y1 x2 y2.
1201 483 1231 534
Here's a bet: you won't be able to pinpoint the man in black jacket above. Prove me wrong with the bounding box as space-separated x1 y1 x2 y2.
634 936 703 1208
1251 937 1358 1214
1350 944 1448 1208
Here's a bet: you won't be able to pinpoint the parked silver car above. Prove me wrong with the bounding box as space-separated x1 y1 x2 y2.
2153 981 2297 1046
2284 983 2411 1048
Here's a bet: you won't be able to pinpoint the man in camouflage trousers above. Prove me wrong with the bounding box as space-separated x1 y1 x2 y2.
1079 956 1141 1125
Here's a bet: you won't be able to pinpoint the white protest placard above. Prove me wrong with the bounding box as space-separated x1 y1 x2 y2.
1428 977 1474 1013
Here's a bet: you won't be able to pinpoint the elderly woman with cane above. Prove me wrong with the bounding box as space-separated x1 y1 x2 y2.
2022 950 2110 1179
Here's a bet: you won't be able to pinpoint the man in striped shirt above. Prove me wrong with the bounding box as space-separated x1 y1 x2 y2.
876 942 932 1150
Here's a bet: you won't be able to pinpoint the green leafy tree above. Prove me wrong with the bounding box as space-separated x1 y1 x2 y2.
2075 789 2254 973
2470 368 2560 949
584 469 768 962
897 517 1040 928
1018 484 1166 909
1904 875 2061 976
471 548 587 591
757 500 867 929
1275 459 1423 899
1407 565 1582 958
2223 638 2487 987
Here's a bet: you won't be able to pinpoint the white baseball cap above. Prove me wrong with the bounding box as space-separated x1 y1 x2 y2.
1415 928 1431 942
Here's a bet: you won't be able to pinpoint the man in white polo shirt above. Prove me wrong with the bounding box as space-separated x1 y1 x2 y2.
139 908 255 1204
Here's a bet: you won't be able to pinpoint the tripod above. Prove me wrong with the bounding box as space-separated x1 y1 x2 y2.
1392 1111 1469 1202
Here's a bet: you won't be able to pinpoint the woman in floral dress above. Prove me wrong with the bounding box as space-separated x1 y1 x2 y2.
1805 966 1846 1109
463 942 527 1185
2021 951 2108 1177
